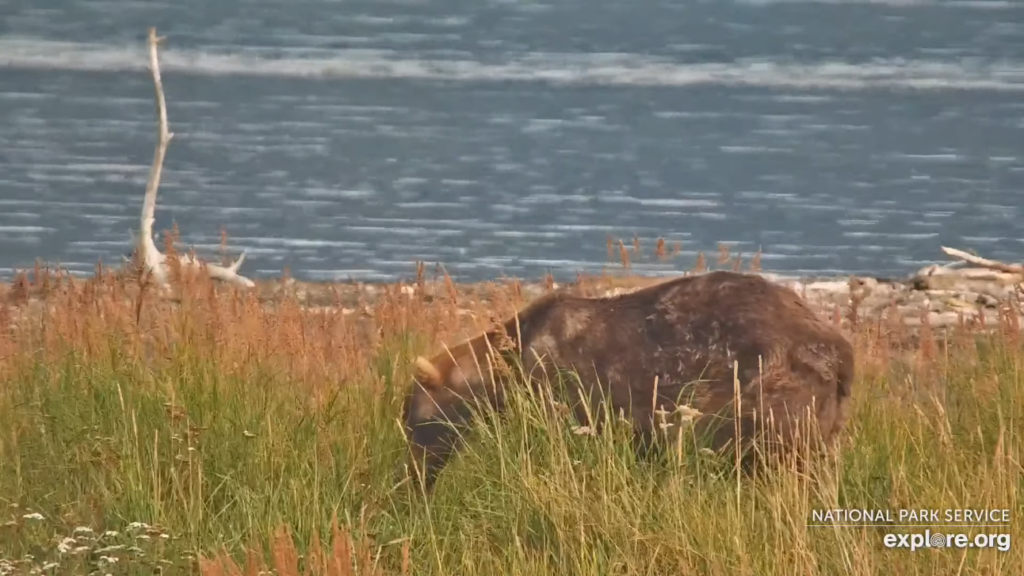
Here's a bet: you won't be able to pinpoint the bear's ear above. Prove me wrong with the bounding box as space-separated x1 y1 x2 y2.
413 356 444 390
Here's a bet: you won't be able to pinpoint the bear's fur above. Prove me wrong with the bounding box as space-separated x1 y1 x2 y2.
401 270 856 490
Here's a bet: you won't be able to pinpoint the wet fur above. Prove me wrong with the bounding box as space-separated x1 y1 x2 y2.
402 270 856 490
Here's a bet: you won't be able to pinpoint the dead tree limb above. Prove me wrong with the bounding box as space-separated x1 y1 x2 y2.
941 246 1023 274
136 27 254 289
940 246 1024 277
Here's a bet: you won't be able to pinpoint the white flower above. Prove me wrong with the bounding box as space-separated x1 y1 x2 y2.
95 545 125 554
57 537 77 554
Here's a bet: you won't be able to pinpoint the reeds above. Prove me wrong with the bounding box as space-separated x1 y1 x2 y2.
0 246 1021 575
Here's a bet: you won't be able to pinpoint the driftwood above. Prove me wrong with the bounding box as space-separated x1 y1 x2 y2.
134 27 254 289
913 247 1023 283
939 246 1024 276
788 246 1024 330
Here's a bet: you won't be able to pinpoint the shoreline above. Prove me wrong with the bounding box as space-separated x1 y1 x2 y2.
3 253 1021 333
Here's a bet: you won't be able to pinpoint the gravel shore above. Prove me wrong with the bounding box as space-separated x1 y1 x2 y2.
3 262 1021 333
225 266 1024 331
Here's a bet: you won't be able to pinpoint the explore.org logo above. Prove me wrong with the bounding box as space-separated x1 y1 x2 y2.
808 508 1012 552
882 530 1011 552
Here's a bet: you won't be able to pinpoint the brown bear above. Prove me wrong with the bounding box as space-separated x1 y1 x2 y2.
401 270 856 491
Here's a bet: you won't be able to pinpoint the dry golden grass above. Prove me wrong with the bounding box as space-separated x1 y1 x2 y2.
0 243 1021 575
199 516 409 576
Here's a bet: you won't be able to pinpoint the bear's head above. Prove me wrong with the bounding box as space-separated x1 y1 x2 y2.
401 329 518 491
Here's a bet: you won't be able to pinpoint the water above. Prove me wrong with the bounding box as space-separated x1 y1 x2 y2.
1 0 1023 283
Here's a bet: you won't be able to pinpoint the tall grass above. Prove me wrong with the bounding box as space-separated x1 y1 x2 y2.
0 260 1021 575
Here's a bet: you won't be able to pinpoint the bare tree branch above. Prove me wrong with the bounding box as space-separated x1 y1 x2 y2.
136 27 254 290
941 246 1024 276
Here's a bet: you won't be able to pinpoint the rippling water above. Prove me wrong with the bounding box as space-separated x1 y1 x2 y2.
1 0 1022 282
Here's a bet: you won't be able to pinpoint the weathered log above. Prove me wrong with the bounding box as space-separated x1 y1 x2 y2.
907 247 1022 295
941 246 1024 276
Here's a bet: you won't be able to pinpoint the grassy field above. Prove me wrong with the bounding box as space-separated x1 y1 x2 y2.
0 260 1021 575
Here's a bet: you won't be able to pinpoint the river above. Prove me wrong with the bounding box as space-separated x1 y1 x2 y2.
1 0 1022 282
